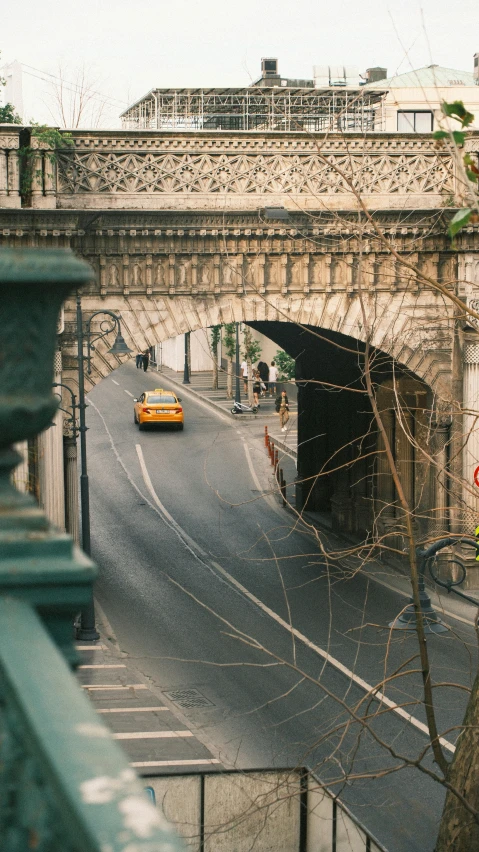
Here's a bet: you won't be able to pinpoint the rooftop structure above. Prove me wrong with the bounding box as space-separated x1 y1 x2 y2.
121 56 479 133
120 86 386 133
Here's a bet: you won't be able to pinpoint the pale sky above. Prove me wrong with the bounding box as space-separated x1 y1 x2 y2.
2 0 479 127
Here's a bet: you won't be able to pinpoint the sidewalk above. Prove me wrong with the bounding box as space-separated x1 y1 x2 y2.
75 604 223 777
154 364 298 460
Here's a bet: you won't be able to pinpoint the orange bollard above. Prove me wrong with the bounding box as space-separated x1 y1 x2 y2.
274 449 279 470
264 425 269 447
270 440 275 465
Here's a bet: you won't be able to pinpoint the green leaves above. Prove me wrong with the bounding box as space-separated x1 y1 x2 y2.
448 208 472 239
441 101 475 127
438 101 478 242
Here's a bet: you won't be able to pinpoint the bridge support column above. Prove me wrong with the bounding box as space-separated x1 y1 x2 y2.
37 351 65 530
64 434 80 544
375 408 397 551
462 339 479 531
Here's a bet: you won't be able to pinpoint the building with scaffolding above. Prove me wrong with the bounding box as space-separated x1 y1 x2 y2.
120 56 479 134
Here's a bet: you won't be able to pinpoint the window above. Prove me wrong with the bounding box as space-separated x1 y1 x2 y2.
397 111 434 132
147 394 177 404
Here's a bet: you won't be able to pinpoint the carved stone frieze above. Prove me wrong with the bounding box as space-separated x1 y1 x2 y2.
57 145 454 201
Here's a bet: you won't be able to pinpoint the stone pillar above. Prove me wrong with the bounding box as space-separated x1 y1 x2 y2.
64 434 80 544
431 417 451 536
145 254 152 295
12 442 29 493
7 149 20 203
376 407 398 549
30 150 44 205
44 151 56 203
37 350 65 530
0 149 8 204
396 408 414 509
462 340 479 531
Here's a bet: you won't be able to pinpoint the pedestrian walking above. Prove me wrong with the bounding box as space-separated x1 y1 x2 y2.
252 370 261 407
240 359 249 393
275 390 289 432
142 350 150 372
135 352 143 368
269 361 278 397
257 360 269 396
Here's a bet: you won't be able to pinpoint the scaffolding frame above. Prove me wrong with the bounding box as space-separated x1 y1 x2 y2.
120 87 387 133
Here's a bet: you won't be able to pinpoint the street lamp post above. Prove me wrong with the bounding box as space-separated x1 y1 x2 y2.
75 294 132 640
52 381 79 544
183 331 191 384
234 322 241 406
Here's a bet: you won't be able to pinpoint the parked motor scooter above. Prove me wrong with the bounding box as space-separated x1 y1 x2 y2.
231 400 258 415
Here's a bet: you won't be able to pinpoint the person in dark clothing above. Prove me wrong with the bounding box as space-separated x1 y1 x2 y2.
257 360 269 395
252 370 262 406
142 350 150 372
136 353 143 368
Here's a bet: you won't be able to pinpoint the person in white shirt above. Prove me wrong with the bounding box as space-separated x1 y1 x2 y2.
268 361 278 397
240 360 248 393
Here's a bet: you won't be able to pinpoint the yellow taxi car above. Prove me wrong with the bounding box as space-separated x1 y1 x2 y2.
133 389 184 431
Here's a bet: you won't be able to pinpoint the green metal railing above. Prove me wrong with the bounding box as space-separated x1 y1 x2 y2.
0 248 183 851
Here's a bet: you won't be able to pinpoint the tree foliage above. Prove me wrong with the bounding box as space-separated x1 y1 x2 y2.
274 350 295 381
0 103 21 124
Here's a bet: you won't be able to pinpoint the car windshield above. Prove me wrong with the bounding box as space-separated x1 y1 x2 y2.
147 394 177 404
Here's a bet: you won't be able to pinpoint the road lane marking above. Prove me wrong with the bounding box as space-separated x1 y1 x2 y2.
78 664 126 669
241 438 279 513
112 379 120 385
76 645 106 650
130 759 221 768
97 707 169 713
136 445 455 754
91 400 456 753
113 730 193 739
81 684 148 690
207 557 455 754
124 389 134 397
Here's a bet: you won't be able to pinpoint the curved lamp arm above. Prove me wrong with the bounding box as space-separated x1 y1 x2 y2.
52 382 78 439
84 310 121 374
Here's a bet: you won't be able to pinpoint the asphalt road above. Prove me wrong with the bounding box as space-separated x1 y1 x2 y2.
87 361 477 852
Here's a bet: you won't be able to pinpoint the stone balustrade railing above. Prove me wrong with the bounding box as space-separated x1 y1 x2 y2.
3 125 478 212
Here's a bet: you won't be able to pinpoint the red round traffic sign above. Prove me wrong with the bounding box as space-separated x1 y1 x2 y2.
474 465 479 487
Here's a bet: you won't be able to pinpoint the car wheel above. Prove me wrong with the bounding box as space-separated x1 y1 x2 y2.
177 423 184 431
138 421 145 431
134 413 138 424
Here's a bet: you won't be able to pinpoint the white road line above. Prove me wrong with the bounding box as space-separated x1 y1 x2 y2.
78 664 126 670
76 645 106 650
113 730 193 740
81 684 148 690
97 707 168 714
241 438 279 513
92 400 456 753
131 759 221 768
208 557 455 754
112 379 120 385
124 389 134 397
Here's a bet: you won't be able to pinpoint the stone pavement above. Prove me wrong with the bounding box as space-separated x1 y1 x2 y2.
75 611 223 777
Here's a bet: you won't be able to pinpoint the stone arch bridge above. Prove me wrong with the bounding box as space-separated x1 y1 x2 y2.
2 126 479 559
